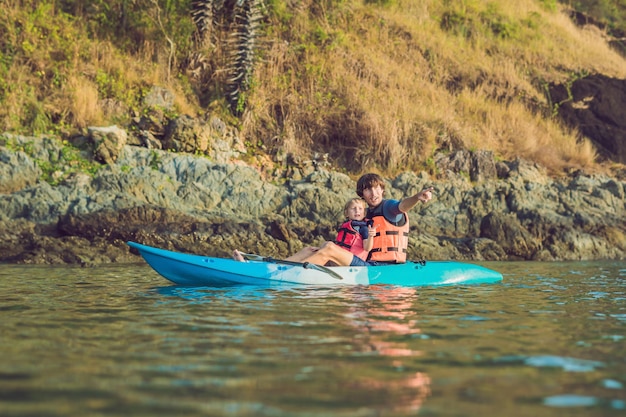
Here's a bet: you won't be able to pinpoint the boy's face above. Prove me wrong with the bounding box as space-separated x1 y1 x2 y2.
346 202 366 221
361 184 384 208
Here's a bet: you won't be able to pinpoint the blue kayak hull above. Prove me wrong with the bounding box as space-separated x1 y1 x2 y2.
127 241 503 287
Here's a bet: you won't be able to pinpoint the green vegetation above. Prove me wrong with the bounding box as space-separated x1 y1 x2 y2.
0 0 625 177
565 0 626 35
149 150 162 170
3 135 101 185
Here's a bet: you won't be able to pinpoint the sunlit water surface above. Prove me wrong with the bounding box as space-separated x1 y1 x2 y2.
0 261 624 417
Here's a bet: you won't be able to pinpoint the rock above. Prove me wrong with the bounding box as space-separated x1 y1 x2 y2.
0 149 41 193
470 150 497 182
496 161 510 178
480 211 539 259
506 158 548 184
162 115 210 153
143 86 175 110
266 219 293 242
88 125 128 164
435 149 471 175
136 130 163 149
206 117 246 163
434 149 497 181
130 106 168 140
0 133 624 264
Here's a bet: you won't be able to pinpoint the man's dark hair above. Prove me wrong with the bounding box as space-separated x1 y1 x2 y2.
356 173 386 197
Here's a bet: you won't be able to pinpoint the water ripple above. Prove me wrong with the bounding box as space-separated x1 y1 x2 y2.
543 394 598 407
524 355 605 372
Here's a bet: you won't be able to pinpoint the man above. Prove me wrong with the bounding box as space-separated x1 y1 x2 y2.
295 173 433 266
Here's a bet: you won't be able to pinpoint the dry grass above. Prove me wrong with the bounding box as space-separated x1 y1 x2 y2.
243 0 626 176
1 0 625 177
0 3 196 134
65 75 103 128
456 89 597 170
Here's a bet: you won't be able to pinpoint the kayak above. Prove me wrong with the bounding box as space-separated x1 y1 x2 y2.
128 241 503 287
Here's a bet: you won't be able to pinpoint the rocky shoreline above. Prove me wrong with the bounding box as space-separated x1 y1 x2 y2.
1 132 625 266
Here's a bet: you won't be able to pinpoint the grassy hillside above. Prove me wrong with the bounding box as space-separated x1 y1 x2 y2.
1 0 625 177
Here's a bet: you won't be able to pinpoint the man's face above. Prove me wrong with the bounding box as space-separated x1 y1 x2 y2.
361 184 384 208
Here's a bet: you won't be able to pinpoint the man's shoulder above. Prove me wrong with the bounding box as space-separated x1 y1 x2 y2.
382 199 402 216
382 198 400 208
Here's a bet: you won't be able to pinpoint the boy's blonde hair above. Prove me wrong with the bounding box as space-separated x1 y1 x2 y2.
343 198 367 218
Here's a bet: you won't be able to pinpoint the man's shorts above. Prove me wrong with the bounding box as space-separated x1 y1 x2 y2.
351 255 377 267
349 256 395 267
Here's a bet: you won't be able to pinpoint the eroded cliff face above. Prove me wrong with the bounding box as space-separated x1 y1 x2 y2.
549 74 626 164
1 135 624 266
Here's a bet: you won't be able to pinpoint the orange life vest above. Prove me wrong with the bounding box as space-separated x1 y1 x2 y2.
335 220 369 261
367 202 409 263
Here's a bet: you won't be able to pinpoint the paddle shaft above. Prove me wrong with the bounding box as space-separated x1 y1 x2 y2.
240 253 344 280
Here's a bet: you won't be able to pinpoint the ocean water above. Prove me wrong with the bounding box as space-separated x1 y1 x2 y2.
0 261 624 416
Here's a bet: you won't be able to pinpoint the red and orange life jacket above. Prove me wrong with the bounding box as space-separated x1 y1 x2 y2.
335 220 369 261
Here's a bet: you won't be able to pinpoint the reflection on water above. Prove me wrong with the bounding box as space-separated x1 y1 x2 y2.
342 286 431 413
0 261 625 416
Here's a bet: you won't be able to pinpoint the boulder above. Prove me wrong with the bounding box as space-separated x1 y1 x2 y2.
89 125 127 164
162 115 210 153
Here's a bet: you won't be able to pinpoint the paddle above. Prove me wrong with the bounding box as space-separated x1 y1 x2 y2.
239 252 344 280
